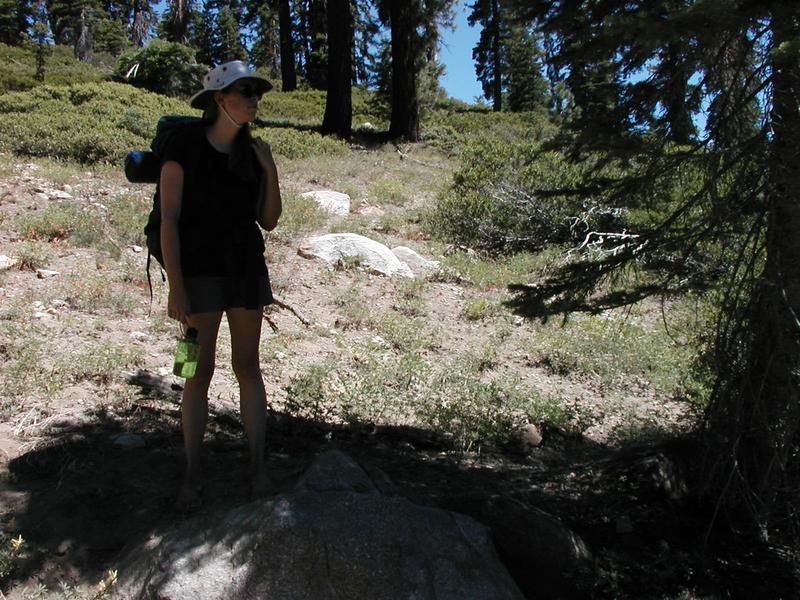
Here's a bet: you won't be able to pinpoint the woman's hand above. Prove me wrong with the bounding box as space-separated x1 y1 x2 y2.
252 138 276 175
253 137 282 231
168 285 190 323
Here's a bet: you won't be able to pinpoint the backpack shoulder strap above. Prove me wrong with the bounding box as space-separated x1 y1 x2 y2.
150 115 204 157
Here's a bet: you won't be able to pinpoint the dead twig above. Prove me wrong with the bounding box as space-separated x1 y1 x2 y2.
394 145 447 170
266 295 312 329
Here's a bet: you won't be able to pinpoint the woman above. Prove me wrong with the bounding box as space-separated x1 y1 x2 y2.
159 61 282 509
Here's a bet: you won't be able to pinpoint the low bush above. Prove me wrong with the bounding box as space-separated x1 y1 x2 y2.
424 136 622 253
0 82 187 163
526 305 709 402
255 126 349 160
284 345 572 451
422 107 555 155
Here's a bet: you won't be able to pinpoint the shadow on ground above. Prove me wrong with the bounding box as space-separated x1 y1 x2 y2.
0 377 796 598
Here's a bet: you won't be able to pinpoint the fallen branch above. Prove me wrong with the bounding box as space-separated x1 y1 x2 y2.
266 295 312 329
394 146 447 170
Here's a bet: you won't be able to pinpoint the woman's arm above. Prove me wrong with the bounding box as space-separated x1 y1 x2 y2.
252 139 282 231
160 160 189 322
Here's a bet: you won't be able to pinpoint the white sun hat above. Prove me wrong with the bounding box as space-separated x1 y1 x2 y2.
189 60 273 110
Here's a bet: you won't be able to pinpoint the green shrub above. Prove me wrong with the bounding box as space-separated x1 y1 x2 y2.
115 40 206 97
13 203 84 241
256 126 348 159
9 240 53 270
106 192 150 246
0 82 188 163
268 192 328 244
526 309 706 400
418 369 570 451
461 296 502 321
422 107 555 155
424 136 622 253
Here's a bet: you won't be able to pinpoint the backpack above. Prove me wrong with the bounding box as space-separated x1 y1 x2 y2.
123 115 203 296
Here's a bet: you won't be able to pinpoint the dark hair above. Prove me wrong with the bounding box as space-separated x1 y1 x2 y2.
202 94 258 182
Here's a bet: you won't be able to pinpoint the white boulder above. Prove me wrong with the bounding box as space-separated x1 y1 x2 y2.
301 190 351 216
391 246 440 273
299 233 414 278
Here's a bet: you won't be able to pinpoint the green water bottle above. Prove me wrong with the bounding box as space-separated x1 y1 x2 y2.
173 327 199 378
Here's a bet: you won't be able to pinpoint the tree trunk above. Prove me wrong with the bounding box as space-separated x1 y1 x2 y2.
321 0 352 137
388 0 420 141
131 0 149 47
168 0 191 45
703 2 800 535
278 0 297 90
490 0 502 112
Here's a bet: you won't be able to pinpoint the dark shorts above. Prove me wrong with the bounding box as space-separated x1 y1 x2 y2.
184 274 274 314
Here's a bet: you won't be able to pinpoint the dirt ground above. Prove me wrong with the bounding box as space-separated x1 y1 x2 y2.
0 157 797 598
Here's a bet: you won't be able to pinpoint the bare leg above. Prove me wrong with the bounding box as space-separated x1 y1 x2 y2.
227 307 268 496
177 311 223 509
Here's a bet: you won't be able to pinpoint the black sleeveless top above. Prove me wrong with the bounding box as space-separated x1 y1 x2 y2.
159 124 267 280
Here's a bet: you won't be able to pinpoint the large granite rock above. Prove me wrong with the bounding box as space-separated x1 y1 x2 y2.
298 233 414 278
117 451 524 600
301 190 351 216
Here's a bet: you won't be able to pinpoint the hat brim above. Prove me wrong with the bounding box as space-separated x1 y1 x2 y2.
189 76 273 110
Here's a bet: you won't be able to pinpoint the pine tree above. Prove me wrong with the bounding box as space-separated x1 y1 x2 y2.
159 0 194 44
129 0 151 46
190 0 216 66
504 19 547 111
351 0 377 86
304 0 327 89
0 0 33 44
468 0 504 110
93 16 128 53
215 5 246 61
511 0 800 538
30 0 50 79
247 1 279 76
470 0 549 112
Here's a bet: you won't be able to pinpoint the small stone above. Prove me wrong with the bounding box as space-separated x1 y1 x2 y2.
274 351 288 360
36 269 60 278
131 245 143 253
51 190 73 200
158 367 173 377
130 331 148 340
62 184 72 193
33 311 53 319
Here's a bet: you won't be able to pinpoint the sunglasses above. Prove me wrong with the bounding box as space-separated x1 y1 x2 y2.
229 82 263 99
